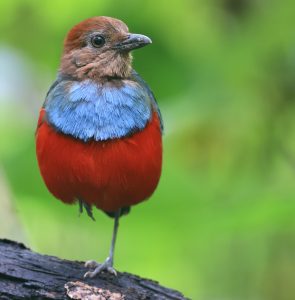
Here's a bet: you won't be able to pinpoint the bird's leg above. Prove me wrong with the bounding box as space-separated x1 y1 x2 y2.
84 209 121 278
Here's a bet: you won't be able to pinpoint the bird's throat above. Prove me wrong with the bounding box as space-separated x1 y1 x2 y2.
60 51 133 81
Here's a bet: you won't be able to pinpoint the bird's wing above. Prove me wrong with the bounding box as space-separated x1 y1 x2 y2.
131 70 164 133
43 74 76 108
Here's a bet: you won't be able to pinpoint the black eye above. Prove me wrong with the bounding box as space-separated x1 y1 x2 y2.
91 35 105 48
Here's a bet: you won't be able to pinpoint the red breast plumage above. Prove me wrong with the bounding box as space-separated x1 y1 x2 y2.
36 109 162 212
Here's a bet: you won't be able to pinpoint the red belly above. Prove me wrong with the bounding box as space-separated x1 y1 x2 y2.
35 110 162 212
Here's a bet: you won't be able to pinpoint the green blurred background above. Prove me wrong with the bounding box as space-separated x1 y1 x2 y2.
1 0 295 299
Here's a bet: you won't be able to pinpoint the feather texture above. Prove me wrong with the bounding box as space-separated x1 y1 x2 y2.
36 110 162 211
45 72 159 142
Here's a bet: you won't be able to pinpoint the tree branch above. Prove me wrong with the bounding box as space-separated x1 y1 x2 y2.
0 239 187 300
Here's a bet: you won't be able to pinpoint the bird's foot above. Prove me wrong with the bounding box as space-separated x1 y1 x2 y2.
84 257 117 278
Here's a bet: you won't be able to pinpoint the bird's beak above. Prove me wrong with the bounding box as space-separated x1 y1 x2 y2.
113 33 152 51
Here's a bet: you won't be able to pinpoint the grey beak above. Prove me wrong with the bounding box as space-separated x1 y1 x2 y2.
113 33 152 51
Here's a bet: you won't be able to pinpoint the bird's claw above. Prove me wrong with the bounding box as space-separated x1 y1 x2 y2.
84 257 117 278
84 260 99 269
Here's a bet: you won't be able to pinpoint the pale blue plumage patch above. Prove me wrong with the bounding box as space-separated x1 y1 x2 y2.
44 72 161 142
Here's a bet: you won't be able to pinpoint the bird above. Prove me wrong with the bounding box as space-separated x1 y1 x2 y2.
35 16 163 278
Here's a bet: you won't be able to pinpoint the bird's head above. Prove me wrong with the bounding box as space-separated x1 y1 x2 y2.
60 16 152 81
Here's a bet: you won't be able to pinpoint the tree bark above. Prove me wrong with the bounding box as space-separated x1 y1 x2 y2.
0 239 187 300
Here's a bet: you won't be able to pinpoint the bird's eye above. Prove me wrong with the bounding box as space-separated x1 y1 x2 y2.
91 35 105 48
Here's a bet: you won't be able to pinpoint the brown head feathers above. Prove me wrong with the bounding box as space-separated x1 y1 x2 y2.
60 17 151 81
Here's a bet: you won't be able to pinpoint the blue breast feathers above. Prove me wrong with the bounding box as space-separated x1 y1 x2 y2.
44 72 161 142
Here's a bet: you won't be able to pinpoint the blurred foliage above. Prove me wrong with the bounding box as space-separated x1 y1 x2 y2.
1 0 295 299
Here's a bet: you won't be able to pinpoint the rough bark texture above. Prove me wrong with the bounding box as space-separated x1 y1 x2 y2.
0 239 187 300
